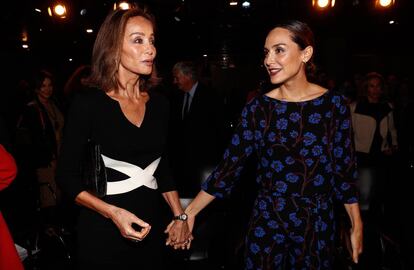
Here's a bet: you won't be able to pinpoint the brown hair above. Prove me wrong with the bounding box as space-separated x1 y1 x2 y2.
273 20 316 79
88 6 157 92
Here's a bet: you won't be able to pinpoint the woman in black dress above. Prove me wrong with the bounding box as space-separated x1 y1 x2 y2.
56 6 191 269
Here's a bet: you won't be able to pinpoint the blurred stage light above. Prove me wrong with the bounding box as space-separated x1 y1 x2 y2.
312 0 335 9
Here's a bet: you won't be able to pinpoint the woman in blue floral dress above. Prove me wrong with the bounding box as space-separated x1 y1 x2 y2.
182 20 363 269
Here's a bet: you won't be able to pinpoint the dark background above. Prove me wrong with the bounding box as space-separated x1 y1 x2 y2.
1 0 412 94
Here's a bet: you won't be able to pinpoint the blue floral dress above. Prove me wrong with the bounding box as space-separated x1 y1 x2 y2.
202 90 358 269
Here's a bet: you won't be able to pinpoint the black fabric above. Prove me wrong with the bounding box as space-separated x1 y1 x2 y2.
168 83 225 198
56 88 174 267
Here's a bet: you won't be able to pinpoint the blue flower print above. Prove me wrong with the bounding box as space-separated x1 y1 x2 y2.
265 172 272 179
322 135 328 145
290 234 304 243
300 148 309 157
325 163 333 173
261 157 269 167
242 118 248 128
276 118 288 130
217 181 226 188
268 132 276 142
289 112 301 122
341 119 350 130
262 211 270 219
267 148 273 156
254 226 266 238
250 104 257 113
289 213 302 227
313 97 323 106
318 240 326 250
312 145 323 156
305 158 314 167
243 130 253 140
271 160 284 172
309 113 322 124
275 181 287 193
275 254 283 264
275 103 287 114
285 156 295 165
325 111 332 118
332 95 341 107
231 134 240 146
250 243 260 254
345 138 351 148
313 174 324 186
267 220 278 229
259 119 266 128
290 130 299 138
320 155 327 163
223 149 229 159
255 130 262 140
303 132 316 146
246 258 253 269
245 146 253 155
341 182 350 191
241 107 248 118
275 197 286 211
344 156 351 165
264 247 271 254
259 200 267 210
335 132 342 143
340 105 347 114
286 173 299 183
334 146 343 158
273 234 285 244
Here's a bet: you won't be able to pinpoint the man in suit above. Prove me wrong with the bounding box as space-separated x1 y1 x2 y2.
168 61 225 199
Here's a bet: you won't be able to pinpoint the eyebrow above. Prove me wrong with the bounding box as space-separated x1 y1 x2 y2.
264 43 287 50
129 31 154 37
271 43 286 48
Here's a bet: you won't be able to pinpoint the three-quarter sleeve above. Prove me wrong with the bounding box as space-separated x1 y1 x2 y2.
154 153 175 193
56 94 91 201
331 96 359 204
202 102 256 198
154 95 175 193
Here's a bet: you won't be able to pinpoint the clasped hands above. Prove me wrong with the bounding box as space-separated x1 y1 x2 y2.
164 216 194 250
110 205 193 249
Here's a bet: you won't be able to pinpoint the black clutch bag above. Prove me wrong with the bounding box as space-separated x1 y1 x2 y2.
81 139 107 197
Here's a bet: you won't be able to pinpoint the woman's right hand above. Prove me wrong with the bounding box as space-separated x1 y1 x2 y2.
108 206 151 242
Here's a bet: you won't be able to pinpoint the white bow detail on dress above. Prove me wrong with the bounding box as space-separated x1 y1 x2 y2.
101 154 160 195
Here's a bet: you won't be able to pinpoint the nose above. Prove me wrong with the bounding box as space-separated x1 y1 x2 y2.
145 44 155 56
264 52 273 67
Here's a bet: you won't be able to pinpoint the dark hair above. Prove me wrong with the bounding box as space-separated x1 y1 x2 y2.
33 69 54 92
272 20 316 78
88 6 157 92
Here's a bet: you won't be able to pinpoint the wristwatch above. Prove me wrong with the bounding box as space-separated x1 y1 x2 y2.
173 213 188 221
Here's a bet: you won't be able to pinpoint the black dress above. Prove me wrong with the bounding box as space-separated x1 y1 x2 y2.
56 89 174 269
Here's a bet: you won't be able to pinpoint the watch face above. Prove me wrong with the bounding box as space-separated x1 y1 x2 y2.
180 214 188 221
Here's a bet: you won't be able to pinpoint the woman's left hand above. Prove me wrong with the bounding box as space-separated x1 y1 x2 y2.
164 220 193 249
350 226 363 264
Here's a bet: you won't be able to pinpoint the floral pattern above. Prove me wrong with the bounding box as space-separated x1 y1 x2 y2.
202 91 358 269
